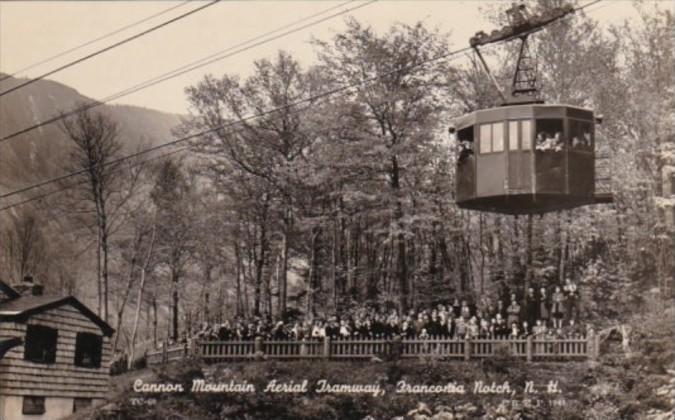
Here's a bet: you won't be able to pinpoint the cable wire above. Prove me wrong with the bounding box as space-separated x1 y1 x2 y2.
0 148 187 212
0 0 373 143
0 0 220 98
0 1 192 83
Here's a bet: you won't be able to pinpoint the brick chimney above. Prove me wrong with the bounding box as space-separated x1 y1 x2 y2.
12 275 44 297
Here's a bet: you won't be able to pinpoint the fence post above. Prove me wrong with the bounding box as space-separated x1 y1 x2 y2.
162 341 168 364
191 340 198 358
323 336 331 359
591 334 600 361
464 337 471 361
526 336 532 362
255 336 263 355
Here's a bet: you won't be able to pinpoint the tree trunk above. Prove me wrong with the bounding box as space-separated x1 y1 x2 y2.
307 227 318 316
390 152 409 313
524 214 533 305
235 240 243 316
275 253 281 317
102 219 110 322
331 211 338 311
129 223 156 368
152 297 158 348
280 207 290 316
479 213 485 293
111 237 140 354
171 269 179 342
96 216 102 317
203 261 212 323
254 222 266 316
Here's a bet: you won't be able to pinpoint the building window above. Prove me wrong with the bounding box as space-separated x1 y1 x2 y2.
24 325 57 364
22 396 46 415
74 332 102 368
479 122 505 154
73 397 92 413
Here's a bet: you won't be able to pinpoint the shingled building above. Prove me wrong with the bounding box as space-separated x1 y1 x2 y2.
0 277 113 420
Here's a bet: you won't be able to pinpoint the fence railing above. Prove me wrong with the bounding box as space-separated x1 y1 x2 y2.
146 342 190 366
147 335 599 366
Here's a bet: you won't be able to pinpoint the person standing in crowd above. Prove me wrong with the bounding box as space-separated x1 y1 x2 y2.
452 298 461 318
539 286 549 326
495 313 507 338
312 319 326 339
428 312 442 337
460 300 471 320
521 321 531 337
455 316 466 339
525 287 538 326
479 317 490 338
564 277 580 322
415 312 426 336
533 319 547 338
339 319 351 337
446 315 455 338
468 316 480 339
486 299 497 319
496 299 507 319
565 319 582 338
509 322 520 339
507 294 521 327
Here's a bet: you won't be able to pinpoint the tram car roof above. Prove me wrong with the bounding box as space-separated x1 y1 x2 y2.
453 103 594 131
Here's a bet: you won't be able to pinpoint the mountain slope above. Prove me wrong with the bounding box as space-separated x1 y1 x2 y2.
0 74 183 192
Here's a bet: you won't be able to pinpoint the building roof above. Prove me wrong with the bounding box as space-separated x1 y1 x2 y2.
0 279 20 300
0 280 114 337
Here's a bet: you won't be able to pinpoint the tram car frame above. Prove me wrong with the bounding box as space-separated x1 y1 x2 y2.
454 103 608 215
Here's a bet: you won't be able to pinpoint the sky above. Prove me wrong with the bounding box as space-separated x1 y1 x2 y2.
0 0 670 115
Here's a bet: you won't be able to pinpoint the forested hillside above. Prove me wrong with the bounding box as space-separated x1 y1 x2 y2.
0 74 181 188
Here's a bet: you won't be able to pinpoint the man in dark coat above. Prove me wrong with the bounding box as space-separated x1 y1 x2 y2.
525 287 538 326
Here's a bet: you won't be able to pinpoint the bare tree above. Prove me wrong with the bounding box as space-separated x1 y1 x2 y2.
61 107 122 321
151 159 196 341
128 212 157 368
2 211 46 281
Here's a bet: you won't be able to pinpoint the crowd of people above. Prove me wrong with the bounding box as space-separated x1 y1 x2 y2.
193 278 588 342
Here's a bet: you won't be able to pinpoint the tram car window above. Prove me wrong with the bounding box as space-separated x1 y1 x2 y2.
456 126 476 202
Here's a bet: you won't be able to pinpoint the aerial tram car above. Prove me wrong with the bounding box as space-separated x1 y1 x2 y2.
452 3 613 215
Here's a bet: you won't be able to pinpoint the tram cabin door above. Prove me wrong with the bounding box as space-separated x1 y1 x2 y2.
507 119 533 192
476 122 507 197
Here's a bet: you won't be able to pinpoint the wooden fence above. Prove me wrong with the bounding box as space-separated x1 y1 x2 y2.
147 335 599 366
146 342 190 366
